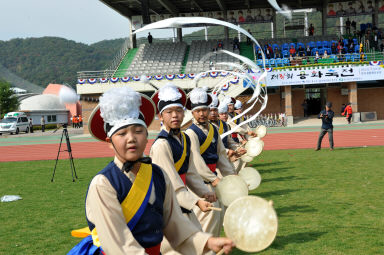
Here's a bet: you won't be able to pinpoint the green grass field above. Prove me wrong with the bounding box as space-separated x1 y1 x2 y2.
1 147 384 255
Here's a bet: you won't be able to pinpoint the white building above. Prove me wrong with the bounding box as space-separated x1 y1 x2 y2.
19 94 69 125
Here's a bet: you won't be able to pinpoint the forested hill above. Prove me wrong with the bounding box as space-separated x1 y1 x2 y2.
0 37 125 87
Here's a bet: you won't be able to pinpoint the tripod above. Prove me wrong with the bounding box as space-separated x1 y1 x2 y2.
51 124 78 182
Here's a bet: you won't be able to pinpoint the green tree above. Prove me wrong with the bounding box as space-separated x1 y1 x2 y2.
0 80 19 117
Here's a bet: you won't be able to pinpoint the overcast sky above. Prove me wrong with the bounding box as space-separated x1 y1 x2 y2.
0 0 192 44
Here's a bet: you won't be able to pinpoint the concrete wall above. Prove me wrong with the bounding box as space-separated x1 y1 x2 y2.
80 97 99 134
327 87 349 116
292 89 305 117
358 87 384 120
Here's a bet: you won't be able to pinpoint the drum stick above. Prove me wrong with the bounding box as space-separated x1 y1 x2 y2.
216 248 225 255
207 206 222 211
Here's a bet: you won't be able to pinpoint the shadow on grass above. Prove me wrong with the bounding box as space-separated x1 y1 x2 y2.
257 167 293 174
271 231 327 250
248 161 285 168
334 147 368 151
262 175 304 183
254 189 299 197
276 205 317 217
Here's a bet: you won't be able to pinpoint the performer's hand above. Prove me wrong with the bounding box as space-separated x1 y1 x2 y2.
197 200 213 212
227 149 235 158
211 178 220 187
247 130 257 137
206 237 235 254
204 192 217 202
236 147 247 155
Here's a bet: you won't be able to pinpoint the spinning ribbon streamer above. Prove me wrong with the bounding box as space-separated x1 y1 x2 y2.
134 17 269 139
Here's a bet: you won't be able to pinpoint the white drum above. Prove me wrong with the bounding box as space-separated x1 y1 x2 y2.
238 167 262 190
245 138 263 157
215 175 248 207
255 125 267 138
240 154 253 163
223 196 278 252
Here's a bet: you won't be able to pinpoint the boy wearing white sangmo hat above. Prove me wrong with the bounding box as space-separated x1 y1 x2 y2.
226 97 257 143
185 88 235 237
67 87 234 255
208 95 246 163
150 84 217 255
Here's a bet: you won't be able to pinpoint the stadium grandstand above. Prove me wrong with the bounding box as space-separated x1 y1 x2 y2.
77 0 384 130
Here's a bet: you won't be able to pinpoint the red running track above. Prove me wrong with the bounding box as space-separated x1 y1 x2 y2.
0 129 383 162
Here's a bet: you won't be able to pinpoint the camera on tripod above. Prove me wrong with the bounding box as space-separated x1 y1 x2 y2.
51 122 77 182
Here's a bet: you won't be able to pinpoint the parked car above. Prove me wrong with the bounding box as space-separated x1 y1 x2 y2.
0 112 30 135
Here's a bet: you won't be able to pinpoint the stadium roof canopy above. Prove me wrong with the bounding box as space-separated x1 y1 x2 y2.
100 0 331 18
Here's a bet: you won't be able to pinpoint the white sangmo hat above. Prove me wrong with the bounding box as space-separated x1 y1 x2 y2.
234 100 243 110
218 101 229 114
209 94 219 109
88 87 155 141
186 87 212 111
151 83 187 114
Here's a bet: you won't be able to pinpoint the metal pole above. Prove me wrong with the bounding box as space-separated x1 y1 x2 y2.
304 12 308 36
340 16 344 36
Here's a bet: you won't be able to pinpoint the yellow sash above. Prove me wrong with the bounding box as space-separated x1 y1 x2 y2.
200 124 214 154
174 132 187 172
218 121 224 135
71 163 153 248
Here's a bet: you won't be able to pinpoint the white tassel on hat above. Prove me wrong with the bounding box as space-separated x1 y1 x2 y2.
99 87 146 137
218 102 228 114
158 83 183 113
190 87 208 104
223 96 234 105
234 100 242 110
209 94 219 109
159 83 182 102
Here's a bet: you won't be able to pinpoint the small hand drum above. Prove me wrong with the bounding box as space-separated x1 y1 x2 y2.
223 196 278 252
255 125 267 138
215 175 248 207
245 138 264 157
240 154 253 163
238 167 262 190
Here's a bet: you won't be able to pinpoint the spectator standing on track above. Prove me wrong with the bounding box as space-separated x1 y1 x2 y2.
316 102 334 151
341 103 346 115
342 102 353 124
301 100 308 117
29 118 33 133
41 116 45 132
79 115 83 127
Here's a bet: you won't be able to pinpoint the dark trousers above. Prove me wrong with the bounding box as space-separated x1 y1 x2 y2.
347 115 352 124
41 125 45 132
317 128 334 149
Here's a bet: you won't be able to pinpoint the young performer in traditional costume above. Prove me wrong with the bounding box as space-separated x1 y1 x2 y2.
208 94 246 163
150 84 217 255
216 100 247 173
226 97 257 143
67 87 234 255
185 88 236 237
